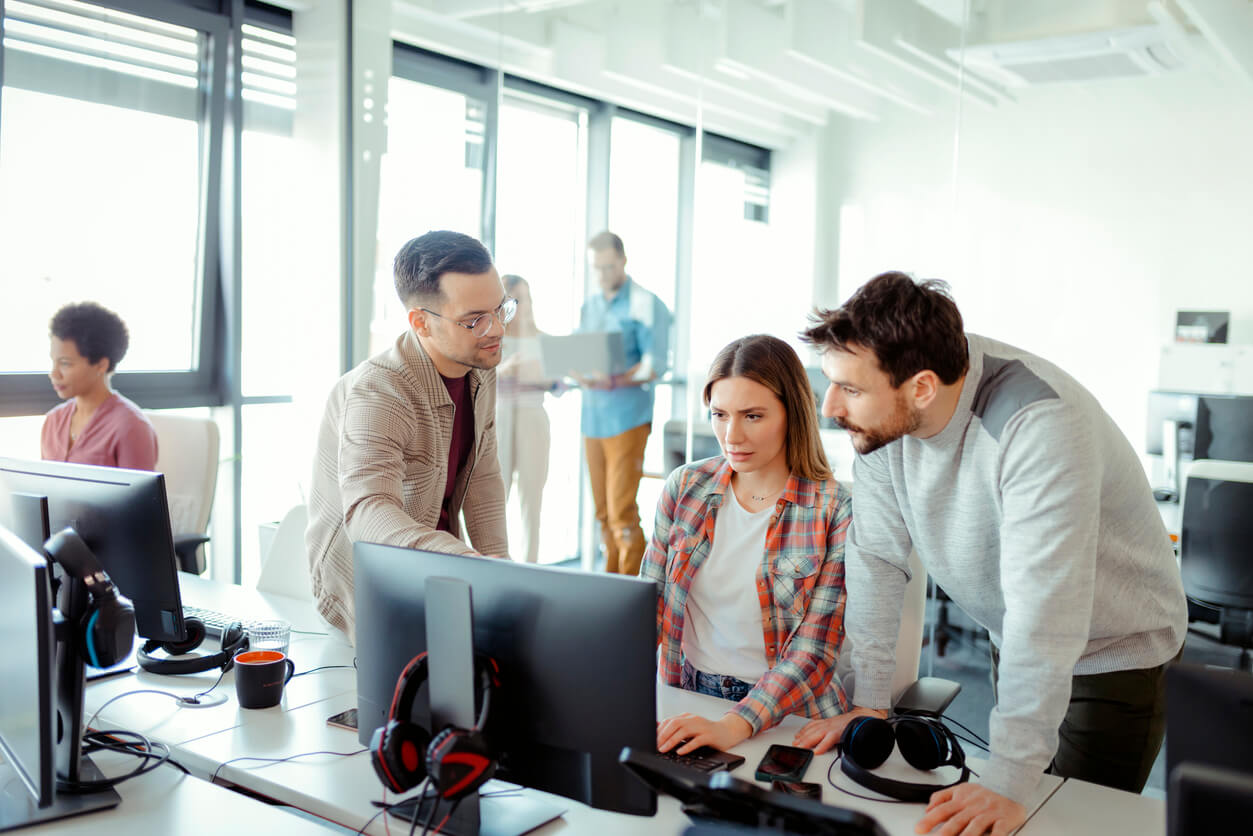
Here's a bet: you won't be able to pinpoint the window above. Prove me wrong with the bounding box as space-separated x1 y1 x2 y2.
0 0 228 414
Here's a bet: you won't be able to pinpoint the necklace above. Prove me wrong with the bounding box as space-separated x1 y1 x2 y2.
748 481 786 503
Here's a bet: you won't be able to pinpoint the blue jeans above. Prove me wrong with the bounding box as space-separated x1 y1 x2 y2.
680 660 753 703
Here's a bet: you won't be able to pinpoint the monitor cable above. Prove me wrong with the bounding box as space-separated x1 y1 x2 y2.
58 728 185 794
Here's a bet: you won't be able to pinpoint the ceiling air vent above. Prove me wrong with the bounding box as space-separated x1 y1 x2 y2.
951 24 1186 87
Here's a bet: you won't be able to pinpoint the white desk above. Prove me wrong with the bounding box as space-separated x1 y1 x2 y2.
83 576 1134 836
17 751 340 834
1020 777 1164 835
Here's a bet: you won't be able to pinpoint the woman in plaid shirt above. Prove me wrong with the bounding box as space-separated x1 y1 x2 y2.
643 334 851 756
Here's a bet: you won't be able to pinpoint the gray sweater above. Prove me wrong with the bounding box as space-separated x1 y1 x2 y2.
845 334 1186 803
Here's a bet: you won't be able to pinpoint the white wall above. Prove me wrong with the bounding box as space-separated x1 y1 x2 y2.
817 66 1253 447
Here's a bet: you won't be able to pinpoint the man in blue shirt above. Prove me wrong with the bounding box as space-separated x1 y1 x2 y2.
579 231 672 575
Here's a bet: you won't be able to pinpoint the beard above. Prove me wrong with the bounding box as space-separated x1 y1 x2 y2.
837 393 922 455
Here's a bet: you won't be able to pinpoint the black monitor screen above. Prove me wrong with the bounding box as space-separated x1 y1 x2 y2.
1194 396 1253 463
0 524 55 808
353 544 658 816
0 458 185 642
1166 663 1253 785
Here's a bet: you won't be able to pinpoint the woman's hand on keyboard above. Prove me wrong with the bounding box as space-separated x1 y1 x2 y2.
657 712 753 755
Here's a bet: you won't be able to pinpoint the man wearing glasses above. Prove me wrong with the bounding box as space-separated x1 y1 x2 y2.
307 230 515 641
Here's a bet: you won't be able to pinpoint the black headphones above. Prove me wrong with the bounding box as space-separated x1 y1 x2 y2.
838 715 970 803
136 619 249 676
370 652 500 800
44 528 136 669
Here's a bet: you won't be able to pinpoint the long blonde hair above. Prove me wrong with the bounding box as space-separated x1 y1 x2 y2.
702 334 831 482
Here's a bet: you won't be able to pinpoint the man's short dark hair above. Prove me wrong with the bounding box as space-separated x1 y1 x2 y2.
394 230 494 306
801 271 969 387
49 301 130 373
587 230 625 258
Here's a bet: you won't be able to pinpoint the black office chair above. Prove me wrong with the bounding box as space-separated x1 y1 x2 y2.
1179 460 1253 671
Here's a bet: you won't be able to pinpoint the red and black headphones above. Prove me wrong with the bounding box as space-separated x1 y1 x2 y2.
369 652 501 801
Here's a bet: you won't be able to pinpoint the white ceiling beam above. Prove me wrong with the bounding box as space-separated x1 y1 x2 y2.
1175 0 1253 82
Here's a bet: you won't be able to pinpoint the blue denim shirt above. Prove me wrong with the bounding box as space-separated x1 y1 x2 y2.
578 277 672 439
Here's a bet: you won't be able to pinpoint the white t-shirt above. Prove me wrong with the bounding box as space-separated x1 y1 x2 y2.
681 491 771 682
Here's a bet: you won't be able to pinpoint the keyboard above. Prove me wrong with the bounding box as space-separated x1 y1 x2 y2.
183 605 244 640
655 744 746 773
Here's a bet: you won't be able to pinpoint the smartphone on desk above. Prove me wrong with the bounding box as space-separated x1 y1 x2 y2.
754 743 813 783
326 707 358 732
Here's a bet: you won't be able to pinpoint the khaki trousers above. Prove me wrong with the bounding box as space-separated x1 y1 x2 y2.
584 423 651 575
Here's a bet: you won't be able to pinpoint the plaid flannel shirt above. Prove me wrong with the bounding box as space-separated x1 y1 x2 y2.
640 456 851 733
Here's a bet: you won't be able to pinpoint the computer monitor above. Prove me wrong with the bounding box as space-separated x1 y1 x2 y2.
1194 395 1253 463
0 524 123 829
0 457 186 642
0 525 55 810
1166 662 1253 783
353 543 658 816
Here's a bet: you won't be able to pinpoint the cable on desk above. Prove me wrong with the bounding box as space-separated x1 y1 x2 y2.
57 729 173 793
291 629 329 636
209 747 368 784
85 686 225 732
292 664 356 677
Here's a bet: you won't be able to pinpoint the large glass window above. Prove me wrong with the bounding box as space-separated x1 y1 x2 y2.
370 75 487 356
494 90 588 565
0 0 205 375
0 0 228 417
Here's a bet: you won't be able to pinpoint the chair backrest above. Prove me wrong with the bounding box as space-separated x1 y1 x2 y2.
256 503 312 601
1181 459 1253 611
146 412 220 537
835 548 929 707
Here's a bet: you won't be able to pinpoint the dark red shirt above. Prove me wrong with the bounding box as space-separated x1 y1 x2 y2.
437 373 476 532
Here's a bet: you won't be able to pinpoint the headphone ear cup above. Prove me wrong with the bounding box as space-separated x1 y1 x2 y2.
842 716 895 770
371 721 431 794
895 719 948 771
427 727 495 800
163 616 208 656
82 595 136 668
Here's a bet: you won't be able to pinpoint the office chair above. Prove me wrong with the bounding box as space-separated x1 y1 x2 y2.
838 547 961 716
147 412 221 575
256 503 313 600
1180 459 1253 671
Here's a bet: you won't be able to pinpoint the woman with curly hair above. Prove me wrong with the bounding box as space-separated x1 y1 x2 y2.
41 301 158 470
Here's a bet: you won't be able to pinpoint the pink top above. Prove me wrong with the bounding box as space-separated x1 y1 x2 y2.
41 393 159 471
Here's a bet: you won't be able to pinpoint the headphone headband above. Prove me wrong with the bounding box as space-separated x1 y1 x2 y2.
390 652 497 732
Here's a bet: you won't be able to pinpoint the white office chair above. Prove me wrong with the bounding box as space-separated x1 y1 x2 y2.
256 503 313 601
147 412 220 575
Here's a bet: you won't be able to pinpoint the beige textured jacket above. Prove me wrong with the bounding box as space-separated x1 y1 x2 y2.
305 330 508 641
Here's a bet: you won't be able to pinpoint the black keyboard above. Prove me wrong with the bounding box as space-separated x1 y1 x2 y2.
655 744 746 773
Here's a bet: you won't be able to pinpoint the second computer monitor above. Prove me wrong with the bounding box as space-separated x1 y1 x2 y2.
353 543 659 816
0 457 185 642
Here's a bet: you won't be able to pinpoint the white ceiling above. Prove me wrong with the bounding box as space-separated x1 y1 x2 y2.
384 0 1253 148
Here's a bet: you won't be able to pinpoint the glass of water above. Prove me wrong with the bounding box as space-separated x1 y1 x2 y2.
244 618 291 656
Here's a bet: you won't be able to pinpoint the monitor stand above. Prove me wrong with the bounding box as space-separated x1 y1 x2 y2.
385 578 564 836
0 756 120 832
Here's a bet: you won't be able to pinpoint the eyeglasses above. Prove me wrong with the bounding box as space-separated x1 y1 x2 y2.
420 296 518 338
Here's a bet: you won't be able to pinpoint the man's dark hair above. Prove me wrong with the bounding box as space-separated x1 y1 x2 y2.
394 230 494 306
801 271 968 387
587 230 625 258
49 302 130 373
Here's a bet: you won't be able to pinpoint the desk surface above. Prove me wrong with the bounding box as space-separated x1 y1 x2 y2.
16 751 338 834
82 575 1165 836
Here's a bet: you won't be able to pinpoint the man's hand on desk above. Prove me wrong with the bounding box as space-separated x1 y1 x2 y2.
657 712 752 755
915 784 1026 836
792 706 890 753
